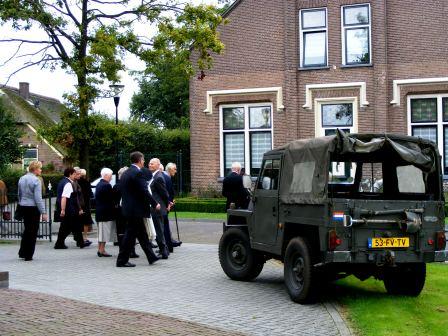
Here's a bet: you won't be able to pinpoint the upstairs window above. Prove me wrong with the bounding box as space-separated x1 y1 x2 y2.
299 8 328 68
342 4 371 65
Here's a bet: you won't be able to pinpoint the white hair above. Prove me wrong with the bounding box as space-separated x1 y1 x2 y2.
117 166 128 179
74 166 81 172
166 162 176 172
79 169 87 176
231 162 242 172
100 167 113 178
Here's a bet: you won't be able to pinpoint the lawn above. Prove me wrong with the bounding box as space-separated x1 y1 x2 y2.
335 263 448 336
168 211 226 221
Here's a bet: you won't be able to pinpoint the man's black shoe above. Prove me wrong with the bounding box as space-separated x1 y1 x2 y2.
157 253 169 260
150 243 158 249
148 256 159 265
129 252 140 258
116 262 136 267
54 245 68 249
172 240 182 247
24 257 33 261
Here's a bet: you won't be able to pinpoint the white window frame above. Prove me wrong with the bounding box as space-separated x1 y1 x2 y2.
299 7 328 68
341 3 372 66
407 94 448 176
315 97 358 137
220 103 274 177
22 147 39 170
315 98 358 179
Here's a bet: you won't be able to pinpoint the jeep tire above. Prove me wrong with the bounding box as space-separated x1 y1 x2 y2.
219 228 264 281
383 263 426 296
284 237 318 304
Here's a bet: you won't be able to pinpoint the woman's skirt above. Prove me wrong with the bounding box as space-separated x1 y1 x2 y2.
97 221 118 243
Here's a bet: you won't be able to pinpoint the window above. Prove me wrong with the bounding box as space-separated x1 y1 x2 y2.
299 8 327 68
408 94 448 174
316 100 357 180
257 159 280 190
221 104 273 177
23 148 38 170
290 161 315 193
342 4 371 65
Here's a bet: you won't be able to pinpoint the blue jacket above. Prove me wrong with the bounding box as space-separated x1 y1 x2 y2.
95 179 115 222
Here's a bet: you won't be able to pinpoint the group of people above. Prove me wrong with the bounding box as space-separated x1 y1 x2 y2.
16 152 181 266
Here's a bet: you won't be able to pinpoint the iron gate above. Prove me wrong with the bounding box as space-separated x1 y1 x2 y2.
0 192 53 241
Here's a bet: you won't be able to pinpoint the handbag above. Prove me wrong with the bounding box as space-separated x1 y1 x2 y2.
14 204 24 221
2 211 11 221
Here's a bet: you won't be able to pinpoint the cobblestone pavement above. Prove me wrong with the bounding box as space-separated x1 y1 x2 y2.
0 289 244 335
0 222 347 336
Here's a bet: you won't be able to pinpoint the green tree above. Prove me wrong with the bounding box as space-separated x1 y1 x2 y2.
130 53 190 128
0 0 225 171
0 99 24 172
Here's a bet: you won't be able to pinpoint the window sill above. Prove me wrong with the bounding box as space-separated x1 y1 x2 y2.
299 66 330 71
340 63 373 69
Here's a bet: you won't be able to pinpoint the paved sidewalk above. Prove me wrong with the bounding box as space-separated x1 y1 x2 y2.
0 226 349 335
0 288 244 335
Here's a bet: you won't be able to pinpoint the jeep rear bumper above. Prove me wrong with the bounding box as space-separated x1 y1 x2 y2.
325 250 448 263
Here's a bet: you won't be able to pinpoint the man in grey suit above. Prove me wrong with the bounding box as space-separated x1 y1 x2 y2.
148 158 170 259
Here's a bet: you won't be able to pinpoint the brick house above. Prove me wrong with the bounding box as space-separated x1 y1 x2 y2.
189 0 448 193
0 82 67 171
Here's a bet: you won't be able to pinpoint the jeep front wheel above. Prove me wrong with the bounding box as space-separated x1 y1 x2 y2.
219 228 264 281
383 263 426 296
284 237 318 304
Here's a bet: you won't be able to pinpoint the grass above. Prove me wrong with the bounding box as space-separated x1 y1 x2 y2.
168 211 226 221
335 263 448 336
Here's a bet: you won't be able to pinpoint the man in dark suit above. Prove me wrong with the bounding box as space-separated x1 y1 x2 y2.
222 162 250 210
163 163 182 252
148 158 170 259
116 152 160 267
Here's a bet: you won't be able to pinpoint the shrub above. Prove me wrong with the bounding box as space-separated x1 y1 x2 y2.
174 197 226 213
0 168 62 196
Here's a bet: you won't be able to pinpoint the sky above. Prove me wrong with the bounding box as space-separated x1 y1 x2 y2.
0 0 221 120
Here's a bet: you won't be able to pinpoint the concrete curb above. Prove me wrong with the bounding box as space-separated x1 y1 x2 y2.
323 301 353 336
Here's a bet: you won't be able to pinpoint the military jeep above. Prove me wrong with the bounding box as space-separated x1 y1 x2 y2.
218 131 447 303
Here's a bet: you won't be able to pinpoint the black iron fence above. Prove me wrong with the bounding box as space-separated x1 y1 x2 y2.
0 192 53 241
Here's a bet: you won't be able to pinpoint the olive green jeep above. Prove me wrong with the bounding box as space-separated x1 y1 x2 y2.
218 131 447 303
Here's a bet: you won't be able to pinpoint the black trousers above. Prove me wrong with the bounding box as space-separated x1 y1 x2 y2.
55 215 84 247
151 210 168 257
117 216 158 265
163 215 174 251
18 206 40 259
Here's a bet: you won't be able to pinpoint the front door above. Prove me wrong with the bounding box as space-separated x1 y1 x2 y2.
251 158 281 246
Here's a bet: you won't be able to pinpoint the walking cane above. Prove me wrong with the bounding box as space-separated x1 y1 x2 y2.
174 205 180 241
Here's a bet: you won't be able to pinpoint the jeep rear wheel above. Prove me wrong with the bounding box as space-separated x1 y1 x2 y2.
219 228 264 281
284 237 318 304
383 263 426 296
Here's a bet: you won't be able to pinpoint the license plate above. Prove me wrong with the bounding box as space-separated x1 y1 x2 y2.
368 237 409 248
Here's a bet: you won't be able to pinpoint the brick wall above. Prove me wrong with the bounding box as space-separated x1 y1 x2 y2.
190 0 448 192
13 124 64 172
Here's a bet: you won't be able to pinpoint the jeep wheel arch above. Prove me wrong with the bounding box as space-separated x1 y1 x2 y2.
219 228 264 281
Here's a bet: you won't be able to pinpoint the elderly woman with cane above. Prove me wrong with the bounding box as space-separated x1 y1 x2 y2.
95 167 117 257
18 161 48 261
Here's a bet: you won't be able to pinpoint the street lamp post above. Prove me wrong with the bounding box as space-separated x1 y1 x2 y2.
109 84 125 172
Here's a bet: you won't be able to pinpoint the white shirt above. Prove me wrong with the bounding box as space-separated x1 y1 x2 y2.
61 178 74 198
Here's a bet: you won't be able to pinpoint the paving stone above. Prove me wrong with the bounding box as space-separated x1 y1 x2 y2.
0 235 345 335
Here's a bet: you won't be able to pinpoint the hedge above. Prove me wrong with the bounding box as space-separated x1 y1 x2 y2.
174 197 226 213
0 169 63 196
